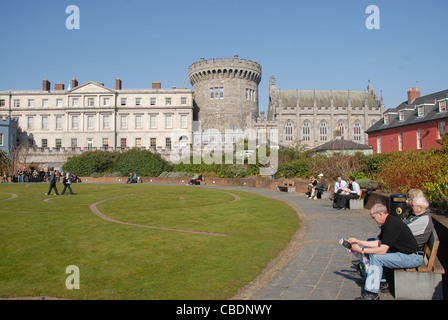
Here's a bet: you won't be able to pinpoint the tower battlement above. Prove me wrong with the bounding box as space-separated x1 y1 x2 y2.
189 54 261 86
188 55 262 131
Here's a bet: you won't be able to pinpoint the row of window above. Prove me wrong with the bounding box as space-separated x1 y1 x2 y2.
285 120 365 142
23 114 189 131
34 137 174 150
384 100 447 124
246 88 256 101
210 87 224 100
0 97 189 108
377 122 446 153
208 87 256 101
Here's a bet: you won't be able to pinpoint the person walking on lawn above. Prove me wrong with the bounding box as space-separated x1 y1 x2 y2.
61 169 74 195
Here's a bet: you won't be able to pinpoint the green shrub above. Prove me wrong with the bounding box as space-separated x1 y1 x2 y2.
357 179 379 190
422 173 448 208
104 171 123 177
373 149 448 193
216 164 247 178
307 153 368 181
113 148 172 177
172 156 220 174
63 149 171 177
275 159 310 178
90 172 103 178
63 150 121 176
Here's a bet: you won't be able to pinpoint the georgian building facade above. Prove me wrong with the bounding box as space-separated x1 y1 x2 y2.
0 78 193 167
366 87 448 154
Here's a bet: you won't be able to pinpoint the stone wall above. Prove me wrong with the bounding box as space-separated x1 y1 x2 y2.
188 55 262 131
80 175 310 192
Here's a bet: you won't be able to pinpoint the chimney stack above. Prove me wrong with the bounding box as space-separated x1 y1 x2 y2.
116 77 122 90
72 78 78 89
43 79 51 91
407 86 420 104
152 81 161 89
55 82 65 91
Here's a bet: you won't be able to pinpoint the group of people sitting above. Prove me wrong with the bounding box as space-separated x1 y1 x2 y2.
306 174 362 210
305 173 328 199
332 175 361 210
126 172 142 184
348 188 434 300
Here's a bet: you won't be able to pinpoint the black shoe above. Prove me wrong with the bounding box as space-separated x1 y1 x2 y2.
351 260 361 267
379 281 389 293
355 291 379 300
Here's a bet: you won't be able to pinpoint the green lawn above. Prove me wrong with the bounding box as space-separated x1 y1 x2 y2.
0 183 298 300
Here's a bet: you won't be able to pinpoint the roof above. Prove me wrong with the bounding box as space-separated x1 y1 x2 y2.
313 138 372 151
274 89 380 109
366 89 448 134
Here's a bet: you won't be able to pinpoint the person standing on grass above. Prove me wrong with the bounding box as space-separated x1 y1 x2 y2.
61 169 74 195
45 168 59 195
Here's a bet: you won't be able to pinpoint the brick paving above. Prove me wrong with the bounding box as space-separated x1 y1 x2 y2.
207 185 394 300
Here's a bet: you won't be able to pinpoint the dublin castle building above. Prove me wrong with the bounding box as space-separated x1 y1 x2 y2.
0 78 194 167
0 55 384 168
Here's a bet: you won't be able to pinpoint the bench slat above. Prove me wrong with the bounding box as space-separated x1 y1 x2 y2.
396 229 445 275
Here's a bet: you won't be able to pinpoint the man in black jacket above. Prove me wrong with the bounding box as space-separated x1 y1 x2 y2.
45 168 59 196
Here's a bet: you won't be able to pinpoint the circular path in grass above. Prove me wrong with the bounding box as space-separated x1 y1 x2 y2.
0 184 299 300
88 191 241 237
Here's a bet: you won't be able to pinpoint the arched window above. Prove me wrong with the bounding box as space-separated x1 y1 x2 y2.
354 121 362 141
319 120 328 142
336 120 345 138
302 121 311 142
285 121 293 142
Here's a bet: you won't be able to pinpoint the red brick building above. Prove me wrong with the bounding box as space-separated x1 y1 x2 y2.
366 87 448 154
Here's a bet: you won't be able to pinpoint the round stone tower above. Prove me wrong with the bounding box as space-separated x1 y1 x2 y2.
188 54 262 131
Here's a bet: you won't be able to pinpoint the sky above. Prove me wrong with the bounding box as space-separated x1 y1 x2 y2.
0 0 447 113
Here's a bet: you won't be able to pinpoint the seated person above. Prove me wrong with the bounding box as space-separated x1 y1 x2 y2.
332 175 348 208
348 203 423 300
195 174 203 185
334 176 360 210
401 188 425 221
352 195 433 291
305 176 317 197
309 174 328 200
126 172 133 184
403 196 434 250
187 173 199 185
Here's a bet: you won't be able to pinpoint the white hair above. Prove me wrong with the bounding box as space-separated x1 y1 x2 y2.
413 196 429 209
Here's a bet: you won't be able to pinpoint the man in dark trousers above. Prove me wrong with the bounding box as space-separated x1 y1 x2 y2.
348 203 423 300
335 176 361 210
45 168 59 195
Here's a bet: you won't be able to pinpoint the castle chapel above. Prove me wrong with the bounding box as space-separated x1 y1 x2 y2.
189 55 384 149
0 55 384 167
262 75 384 149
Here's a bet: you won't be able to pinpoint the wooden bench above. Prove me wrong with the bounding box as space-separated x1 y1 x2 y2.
394 229 446 299
348 190 364 210
277 180 296 193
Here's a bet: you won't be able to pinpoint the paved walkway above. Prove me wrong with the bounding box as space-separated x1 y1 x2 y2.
206 185 394 300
